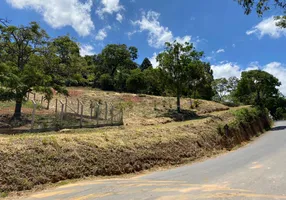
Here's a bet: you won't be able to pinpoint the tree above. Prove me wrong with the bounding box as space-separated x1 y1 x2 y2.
114 69 130 92
0 20 57 119
235 0 286 28
96 44 138 78
212 76 239 102
187 61 214 100
52 35 88 86
140 58 153 71
99 74 113 90
212 78 229 102
142 68 163 95
234 70 281 107
126 69 145 93
157 41 204 112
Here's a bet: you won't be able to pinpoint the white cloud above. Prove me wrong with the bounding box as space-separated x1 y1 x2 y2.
232 44 236 48
211 61 286 95
116 13 123 22
149 52 159 68
216 48 225 53
80 44 95 56
132 11 192 48
263 62 286 95
97 0 124 19
6 0 94 36
246 16 286 38
95 25 111 41
211 62 241 79
175 35 192 44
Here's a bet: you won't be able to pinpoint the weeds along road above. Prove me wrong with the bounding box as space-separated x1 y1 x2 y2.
21 121 286 200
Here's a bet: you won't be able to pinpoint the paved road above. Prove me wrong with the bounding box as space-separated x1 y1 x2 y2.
22 121 286 200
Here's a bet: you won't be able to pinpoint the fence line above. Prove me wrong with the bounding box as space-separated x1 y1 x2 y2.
24 95 124 132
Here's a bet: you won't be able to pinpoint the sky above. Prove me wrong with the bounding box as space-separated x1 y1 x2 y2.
1 0 286 95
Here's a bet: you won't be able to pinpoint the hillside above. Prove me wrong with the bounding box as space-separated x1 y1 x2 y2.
0 88 271 197
58 87 230 126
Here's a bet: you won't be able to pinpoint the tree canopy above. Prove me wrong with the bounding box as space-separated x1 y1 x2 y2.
235 0 286 28
140 58 153 71
234 70 281 106
0 20 68 119
157 41 207 112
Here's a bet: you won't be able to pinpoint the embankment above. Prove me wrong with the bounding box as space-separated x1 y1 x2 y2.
0 107 271 193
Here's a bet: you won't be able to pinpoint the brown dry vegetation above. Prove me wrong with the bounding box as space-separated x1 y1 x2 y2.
58 87 230 126
0 104 270 193
0 88 271 195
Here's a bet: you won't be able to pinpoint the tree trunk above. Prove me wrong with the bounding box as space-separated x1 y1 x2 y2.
13 100 22 120
177 91 181 113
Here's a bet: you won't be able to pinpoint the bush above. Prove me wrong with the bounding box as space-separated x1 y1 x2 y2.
275 107 284 120
99 74 113 91
126 69 145 93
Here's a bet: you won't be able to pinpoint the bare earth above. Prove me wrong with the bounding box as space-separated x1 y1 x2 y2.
18 121 286 200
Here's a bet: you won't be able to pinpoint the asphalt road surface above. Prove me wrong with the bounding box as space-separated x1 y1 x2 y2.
21 121 286 200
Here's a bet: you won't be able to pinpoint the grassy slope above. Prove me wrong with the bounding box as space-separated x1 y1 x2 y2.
0 88 271 193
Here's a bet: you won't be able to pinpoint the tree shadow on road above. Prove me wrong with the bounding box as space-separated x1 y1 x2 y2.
271 126 286 131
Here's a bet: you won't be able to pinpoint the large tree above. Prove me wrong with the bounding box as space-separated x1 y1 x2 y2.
157 41 204 113
0 20 49 119
187 61 214 100
96 44 138 78
235 0 286 28
212 78 229 102
212 76 239 102
0 20 70 119
52 35 88 86
234 70 281 107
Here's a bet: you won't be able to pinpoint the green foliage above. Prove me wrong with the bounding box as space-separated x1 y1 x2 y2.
99 74 113 90
142 68 163 95
140 58 153 71
95 44 138 78
126 69 145 93
157 41 206 112
114 69 130 92
212 76 239 103
194 99 201 108
0 20 68 118
235 0 286 28
275 107 285 120
234 70 281 107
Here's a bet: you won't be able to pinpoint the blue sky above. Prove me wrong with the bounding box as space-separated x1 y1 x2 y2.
1 0 286 94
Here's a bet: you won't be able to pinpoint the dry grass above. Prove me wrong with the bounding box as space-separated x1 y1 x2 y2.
52 87 230 126
0 106 270 193
0 88 270 194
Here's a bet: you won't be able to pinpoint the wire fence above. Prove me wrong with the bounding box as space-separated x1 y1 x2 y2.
0 92 124 134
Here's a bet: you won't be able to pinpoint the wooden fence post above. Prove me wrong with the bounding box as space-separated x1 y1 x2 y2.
55 99 58 113
110 105 114 125
33 93 36 101
105 102 108 121
27 92 30 100
120 108 124 124
31 100 37 130
90 100 93 119
47 99 50 110
77 99 80 114
65 97 68 113
80 103 83 128
60 101 64 124
96 103 100 126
